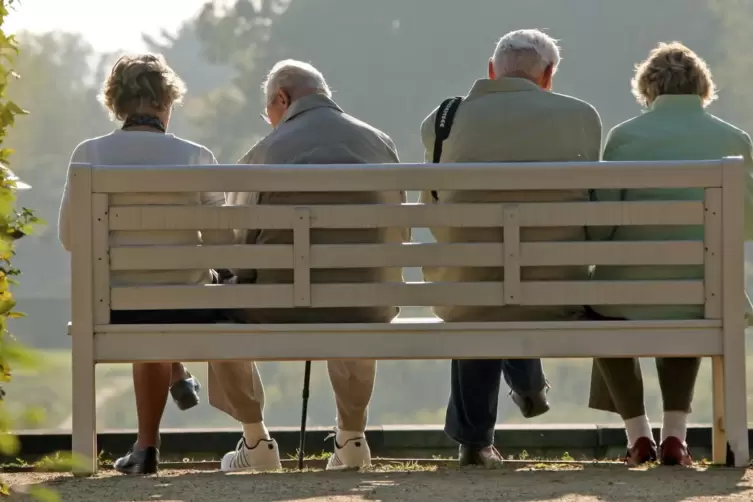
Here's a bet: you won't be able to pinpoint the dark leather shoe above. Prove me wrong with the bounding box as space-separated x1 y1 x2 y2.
510 386 550 419
660 437 693 466
625 436 657 466
458 445 504 468
114 445 159 475
170 373 201 411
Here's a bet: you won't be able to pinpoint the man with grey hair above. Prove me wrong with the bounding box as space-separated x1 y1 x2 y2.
215 59 407 472
419 29 602 467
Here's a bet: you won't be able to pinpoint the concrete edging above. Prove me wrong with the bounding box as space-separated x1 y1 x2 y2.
9 424 750 462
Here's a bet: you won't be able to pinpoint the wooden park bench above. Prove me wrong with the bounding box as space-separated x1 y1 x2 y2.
67 157 748 474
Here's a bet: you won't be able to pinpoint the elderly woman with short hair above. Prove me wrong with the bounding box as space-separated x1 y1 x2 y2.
588 42 753 467
58 53 234 474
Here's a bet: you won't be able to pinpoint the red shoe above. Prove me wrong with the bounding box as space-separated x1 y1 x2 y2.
660 437 693 466
625 436 657 466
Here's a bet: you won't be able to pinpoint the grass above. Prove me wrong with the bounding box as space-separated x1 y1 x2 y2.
367 461 438 472
286 450 332 461
2 450 621 473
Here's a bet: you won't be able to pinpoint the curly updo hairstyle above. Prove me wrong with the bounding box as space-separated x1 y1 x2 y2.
631 42 717 108
99 53 186 121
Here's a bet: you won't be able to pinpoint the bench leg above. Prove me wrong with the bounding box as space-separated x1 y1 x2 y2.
711 356 727 465
72 356 97 476
721 343 749 467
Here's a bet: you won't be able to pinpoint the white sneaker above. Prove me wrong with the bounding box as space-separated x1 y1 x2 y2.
221 437 282 472
326 435 372 470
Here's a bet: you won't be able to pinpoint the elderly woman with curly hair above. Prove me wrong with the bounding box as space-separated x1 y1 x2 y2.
57 54 241 474
587 42 753 467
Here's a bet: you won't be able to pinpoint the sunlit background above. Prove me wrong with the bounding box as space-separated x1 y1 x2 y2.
4 0 753 432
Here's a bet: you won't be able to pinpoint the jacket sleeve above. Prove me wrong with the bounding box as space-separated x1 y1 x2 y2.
580 104 603 161
380 134 411 244
419 108 440 231
587 126 623 241
419 108 446 284
199 148 235 245
740 133 753 242
58 143 89 252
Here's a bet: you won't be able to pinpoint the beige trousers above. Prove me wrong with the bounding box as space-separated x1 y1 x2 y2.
207 359 376 430
207 307 393 431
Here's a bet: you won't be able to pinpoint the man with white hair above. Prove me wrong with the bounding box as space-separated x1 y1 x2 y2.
419 29 602 467
214 60 407 472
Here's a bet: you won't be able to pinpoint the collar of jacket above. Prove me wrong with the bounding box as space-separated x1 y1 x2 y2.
280 93 343 124
467 77 542 97
648 94 704 112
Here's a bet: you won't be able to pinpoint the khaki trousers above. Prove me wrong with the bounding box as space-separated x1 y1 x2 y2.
207 359 375 430
208 307 392 431
589 357 701 419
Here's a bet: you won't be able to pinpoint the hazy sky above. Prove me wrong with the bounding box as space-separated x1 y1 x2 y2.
5 0 209 52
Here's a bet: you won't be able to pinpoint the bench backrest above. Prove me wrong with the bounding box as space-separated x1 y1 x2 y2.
67 158 745 327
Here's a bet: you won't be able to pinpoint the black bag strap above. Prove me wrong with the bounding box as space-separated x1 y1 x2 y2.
430 96 464 201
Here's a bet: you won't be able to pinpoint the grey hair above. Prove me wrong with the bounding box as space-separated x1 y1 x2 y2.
491 29 561 79
262 59 331 103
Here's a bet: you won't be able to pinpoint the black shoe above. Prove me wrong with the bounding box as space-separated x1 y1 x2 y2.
114 445 159 475
170 373 201 411
458 444 504 467
510 386 550 419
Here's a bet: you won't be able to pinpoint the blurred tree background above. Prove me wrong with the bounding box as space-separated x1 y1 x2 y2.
6 0 753 431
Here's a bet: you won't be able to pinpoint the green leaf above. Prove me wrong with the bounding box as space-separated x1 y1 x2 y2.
5 100 27 115
2 342 40 370
21 407 45 427
29 486 61 502
35 451 75 473
0 432 19 455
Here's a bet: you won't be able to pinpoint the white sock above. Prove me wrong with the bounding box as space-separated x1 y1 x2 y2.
242 422 270 444
661 411 688 444
624 415 653 447
336 429 364 445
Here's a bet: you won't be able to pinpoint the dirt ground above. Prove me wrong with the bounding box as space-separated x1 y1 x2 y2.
5 464 753 502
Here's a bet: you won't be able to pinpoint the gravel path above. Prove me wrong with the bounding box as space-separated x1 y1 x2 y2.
5 464 753 501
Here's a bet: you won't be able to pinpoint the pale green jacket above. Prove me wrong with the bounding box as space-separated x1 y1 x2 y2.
591 94 753 320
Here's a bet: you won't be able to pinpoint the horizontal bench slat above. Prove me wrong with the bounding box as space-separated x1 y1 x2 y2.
95 319 723 332
110 245 293 270
109 281 705 310
109 241 705 271
87 160 726 193
93 322 723 362
109 201 704 231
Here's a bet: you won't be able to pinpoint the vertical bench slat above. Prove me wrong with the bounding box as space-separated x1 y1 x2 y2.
503 205 521 304
92 194 110 325
293 208 311 307
703 188 723 319
717 158 748 466
69 164 97 475
705 187 726 465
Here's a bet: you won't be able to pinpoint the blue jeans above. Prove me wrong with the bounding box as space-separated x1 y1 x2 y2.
444 359 547 447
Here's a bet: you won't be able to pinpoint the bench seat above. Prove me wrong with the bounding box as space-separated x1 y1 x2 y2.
85 319 723 362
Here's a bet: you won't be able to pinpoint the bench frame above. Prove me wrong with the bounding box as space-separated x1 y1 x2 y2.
68 158 749 474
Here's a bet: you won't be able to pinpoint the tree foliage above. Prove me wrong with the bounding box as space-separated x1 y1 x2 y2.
0 0 46 499
5 31 111 299
191 0 291 160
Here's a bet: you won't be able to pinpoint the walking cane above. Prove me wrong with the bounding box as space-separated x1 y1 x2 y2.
298 360 312 470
